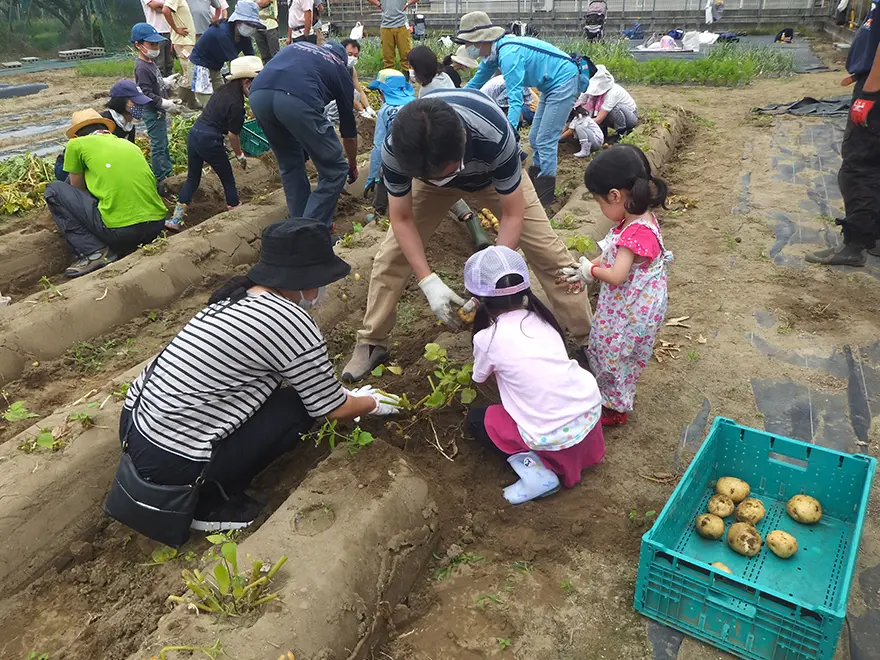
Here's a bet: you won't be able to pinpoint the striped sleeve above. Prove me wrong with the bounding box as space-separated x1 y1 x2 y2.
490 131 522 196
381 136 412 198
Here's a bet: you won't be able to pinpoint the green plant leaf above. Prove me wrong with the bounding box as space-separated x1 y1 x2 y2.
371 364 385 377
352 222 363 233
221 542 238 575
387 365 403 375
460 388 477 404
214 562 231 596
3 400 38 422
425 390 447 408
424 343 445 361
356 430 375 447
232 582 244 600
206 534 226 545
35 430 55 449
456 369 473 386
150 546 178 564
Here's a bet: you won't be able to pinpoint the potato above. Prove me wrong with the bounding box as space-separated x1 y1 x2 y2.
715 476 750 503
787 494 822 524
727 522 762 557
766 530 799 559
695 513 725 540
736 498 766 525
707 494 735 518
711 561 733 574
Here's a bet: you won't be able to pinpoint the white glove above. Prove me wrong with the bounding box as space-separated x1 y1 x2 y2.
236 152 248 169
418 273 466 327
349 385 402 416
163 73 181 87
560 256 595 284
359 107 377 120
160 98 175 110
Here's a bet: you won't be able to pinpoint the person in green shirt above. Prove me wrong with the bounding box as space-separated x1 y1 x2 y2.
44 109 168 278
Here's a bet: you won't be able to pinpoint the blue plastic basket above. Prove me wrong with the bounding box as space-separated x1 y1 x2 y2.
634 417 876 660
240 119 270 156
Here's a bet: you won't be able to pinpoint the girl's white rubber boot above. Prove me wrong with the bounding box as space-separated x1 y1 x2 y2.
503 452 560 504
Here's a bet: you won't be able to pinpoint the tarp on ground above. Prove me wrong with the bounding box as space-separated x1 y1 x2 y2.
755 95 852 117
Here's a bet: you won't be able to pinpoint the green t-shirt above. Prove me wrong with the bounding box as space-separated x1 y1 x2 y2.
63 134 167 229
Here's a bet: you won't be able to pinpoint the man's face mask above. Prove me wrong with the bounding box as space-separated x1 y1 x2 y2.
347 55 359 68
238 24 256 38
428 160 465 187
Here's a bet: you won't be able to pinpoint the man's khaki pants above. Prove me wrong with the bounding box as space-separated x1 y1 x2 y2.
357 176 593 348
381 25 411 69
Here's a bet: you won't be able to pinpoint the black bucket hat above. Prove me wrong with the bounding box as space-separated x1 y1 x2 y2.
247 220 350 291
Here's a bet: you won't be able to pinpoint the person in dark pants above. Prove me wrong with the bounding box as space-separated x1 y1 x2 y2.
119 221 403 532
249 41 358 231
254 0 280 61
140 0 175 76
167 56 263 230
45 109 168 278
806 1 880 267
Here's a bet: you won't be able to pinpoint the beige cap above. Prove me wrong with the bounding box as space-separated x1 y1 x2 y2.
228 55 264 81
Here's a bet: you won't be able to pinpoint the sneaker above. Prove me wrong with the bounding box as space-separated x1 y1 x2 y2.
190 492 265 532
600 407 628 427
165 202 186 232
503 452 560 504
804 244 866 266
64 247 118 278
342 343 390 383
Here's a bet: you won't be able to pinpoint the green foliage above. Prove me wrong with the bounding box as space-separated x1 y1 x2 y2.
561 580 577 596
565 235 598 255
139 231 169 255
550 213 578 231
419 343 476 408
111 381 131 401
497 638 512 651
38 275 63 300
18 428 63 453
25 652 50 660
628 508 658 527
0 153 54 215
136 115 196 175
75 57 134 78
304 418 376 456
67 411 95 429
167 536 287 616
2 399 39 422
64 338 137 374
433 551 484 580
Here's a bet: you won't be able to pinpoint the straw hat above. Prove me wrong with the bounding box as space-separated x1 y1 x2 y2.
228 55 264 81
66 108 115 139
455 11 506 44
586 64 615 96
450 45 478 69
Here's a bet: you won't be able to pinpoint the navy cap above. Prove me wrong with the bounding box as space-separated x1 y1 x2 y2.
110 79 153 105
131 22 166 43
322 41 347 66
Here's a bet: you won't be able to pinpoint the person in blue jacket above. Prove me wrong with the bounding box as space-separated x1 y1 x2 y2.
363 68 417 214
806 0 880 266
458 11 580 207
189 0 263 107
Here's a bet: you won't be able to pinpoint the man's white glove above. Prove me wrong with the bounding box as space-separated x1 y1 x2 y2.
236 152 248 169
419 273 466 327
349 385 402 416
163 73 181 87
560 256 595 284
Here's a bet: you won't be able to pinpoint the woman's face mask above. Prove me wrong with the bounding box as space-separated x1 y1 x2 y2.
296 286 326 310
237 24 256 38
127 102 145 120
465 45 481 61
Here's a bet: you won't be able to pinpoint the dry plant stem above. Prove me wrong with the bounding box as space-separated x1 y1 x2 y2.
427 417 457 462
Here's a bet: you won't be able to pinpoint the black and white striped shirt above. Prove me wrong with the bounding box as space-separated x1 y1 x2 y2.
124 291 346 462
381 87 523 198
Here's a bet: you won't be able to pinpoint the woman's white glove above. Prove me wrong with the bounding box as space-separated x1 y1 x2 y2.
419 273 466 327
349 384 401 416
560 256 595 284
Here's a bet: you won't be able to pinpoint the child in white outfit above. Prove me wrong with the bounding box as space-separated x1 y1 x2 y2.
560 106 604 158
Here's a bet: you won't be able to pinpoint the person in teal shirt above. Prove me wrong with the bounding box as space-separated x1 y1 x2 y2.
458 11 580 207
44 109 168 278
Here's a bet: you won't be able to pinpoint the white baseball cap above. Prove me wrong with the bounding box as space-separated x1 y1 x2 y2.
464 246 531 297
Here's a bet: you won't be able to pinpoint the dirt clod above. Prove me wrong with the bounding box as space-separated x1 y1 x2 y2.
571 522 585 536
69 541 95 563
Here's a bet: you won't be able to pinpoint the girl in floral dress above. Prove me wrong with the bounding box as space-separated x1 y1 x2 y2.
562 145 672 427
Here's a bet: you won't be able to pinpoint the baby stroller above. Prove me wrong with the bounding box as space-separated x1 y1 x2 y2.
583 0 607 41
413 14 427 41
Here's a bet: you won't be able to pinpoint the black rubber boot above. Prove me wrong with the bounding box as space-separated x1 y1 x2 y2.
534 175 557 208
805 244 866 266
868 243 880 258
527 165 540 182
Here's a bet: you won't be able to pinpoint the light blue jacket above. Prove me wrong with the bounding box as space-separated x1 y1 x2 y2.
466 36 578 127
368 104 404 184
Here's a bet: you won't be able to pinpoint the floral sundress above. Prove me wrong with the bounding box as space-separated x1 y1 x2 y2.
587 215 673 413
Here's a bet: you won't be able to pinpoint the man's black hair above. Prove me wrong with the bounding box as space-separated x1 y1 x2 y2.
75 123 110 137
341 38 360 51
390 98 466 180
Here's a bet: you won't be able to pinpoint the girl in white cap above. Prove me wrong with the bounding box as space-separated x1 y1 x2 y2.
464 246 606 504
576 64 638 141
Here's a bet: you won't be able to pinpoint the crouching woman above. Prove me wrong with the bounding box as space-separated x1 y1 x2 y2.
106 221 401 541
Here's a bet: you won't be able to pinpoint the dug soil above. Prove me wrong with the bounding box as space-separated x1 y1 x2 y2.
2 54 880 660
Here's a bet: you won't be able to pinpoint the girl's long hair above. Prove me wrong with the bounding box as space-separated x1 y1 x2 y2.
584 144 668 216
472 274 564 341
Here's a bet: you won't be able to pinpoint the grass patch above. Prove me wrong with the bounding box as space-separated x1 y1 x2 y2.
76 57 134 78
357 36 795 87
64 338 137 374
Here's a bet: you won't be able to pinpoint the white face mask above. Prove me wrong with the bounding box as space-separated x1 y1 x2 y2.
347 55 358 68
237 24 256 37
466 45 481 61
408 69 416 83
428 160 465 187
296 286 326 310
145 47 160 59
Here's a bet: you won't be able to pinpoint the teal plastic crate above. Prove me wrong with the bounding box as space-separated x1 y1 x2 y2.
240 119 270 156
634 417 876 660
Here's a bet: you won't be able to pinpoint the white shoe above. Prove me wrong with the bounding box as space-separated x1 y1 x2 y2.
503 452 560 504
